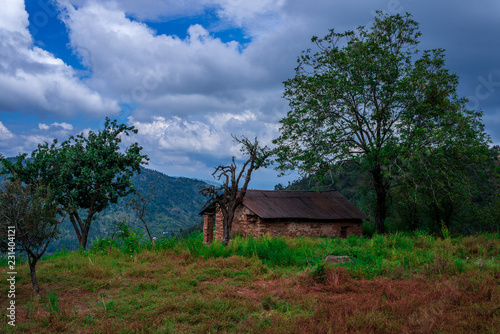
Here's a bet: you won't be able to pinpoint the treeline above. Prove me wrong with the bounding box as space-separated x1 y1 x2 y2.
277 146 500 236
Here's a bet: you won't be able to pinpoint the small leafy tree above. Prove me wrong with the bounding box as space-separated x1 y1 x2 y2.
273 12 491 233
112 221 143 255
1 118 149 249
127 183 155 243
200 136 270 245
0 179 61 295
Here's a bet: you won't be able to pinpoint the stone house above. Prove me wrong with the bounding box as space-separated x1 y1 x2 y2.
200 190 369 243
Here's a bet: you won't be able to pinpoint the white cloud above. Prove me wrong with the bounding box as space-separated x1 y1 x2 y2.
0 122 14 140
52 122 73 131
2 0 498 190
128 107 279 165
0 0 30 35
212 0 285 35
130 116 221 153
0 122 59 158
57 0 210 21
59 2 262 102
56 0 283 25
126 111 281 184
36 121 74 141
0 0 120 118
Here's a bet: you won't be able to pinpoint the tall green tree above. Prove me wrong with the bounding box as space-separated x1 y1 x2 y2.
0 179 61 295
1 118 148 249
273 12 490 233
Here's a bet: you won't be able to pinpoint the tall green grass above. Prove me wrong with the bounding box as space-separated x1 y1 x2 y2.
79 230 500 280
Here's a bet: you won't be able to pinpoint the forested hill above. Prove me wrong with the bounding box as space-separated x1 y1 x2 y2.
277 147 500 235
100 167 208 233
49 167 208 252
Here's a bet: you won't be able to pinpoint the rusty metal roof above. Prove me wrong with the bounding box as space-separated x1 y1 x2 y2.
242 190 369 220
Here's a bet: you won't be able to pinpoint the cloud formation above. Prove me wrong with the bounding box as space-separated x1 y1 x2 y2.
1 0 499 189
0 0 119 119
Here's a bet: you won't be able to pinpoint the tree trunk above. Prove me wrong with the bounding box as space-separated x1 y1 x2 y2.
70 211 94 250
140 217 153 243
409 204 419 232
28 258 40 296
69 213 82 242
222 209 234 246
372 166 388 234
432 200 454 231
78 226 90 250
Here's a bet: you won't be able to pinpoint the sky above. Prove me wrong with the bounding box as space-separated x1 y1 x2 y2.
0 0 499 190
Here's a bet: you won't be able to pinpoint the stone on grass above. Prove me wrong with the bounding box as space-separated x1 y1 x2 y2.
325 255 353 264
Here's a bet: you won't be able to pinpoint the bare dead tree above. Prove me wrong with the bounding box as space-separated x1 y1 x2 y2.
200 136 270 245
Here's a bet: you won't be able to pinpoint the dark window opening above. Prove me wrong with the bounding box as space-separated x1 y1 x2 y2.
246 215 258 222
341 226 349 238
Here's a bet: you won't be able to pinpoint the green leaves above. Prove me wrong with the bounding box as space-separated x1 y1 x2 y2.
0 118 149 249
273 12 492 233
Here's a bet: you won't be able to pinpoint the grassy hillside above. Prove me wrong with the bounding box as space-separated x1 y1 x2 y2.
1 233 499 333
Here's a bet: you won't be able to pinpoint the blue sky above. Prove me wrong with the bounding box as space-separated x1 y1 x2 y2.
1 0 499 189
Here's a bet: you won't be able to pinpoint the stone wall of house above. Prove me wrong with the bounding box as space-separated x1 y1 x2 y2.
208 204 363 242
213 205 259 241
203 214 214 244
257 220 362 238
214 208 223 242
231 205 261 237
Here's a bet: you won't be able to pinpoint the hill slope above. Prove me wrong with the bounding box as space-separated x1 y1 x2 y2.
51 167 208 252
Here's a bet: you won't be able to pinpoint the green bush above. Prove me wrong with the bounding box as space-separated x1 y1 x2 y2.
155 236 178 251
113 221 144 255
91 238 119 254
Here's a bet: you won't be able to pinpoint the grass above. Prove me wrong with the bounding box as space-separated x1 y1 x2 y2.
1 232 499 333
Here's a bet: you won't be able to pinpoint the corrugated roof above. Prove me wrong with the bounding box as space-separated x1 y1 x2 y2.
241 190 369 220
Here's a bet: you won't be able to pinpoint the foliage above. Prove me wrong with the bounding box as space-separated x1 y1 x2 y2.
87 221 145 256
90 222 144 256
311 261 327 283
112 221 144 256
273 12 492 234
200 136 271 245
0 118 149 250
281 147 500 235
0 179 60 295
91 237 120 255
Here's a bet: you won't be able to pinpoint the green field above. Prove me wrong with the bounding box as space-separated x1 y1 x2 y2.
2 232 499 333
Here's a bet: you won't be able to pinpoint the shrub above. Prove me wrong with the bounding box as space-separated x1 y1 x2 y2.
113 221 144 255
91 238 119 254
